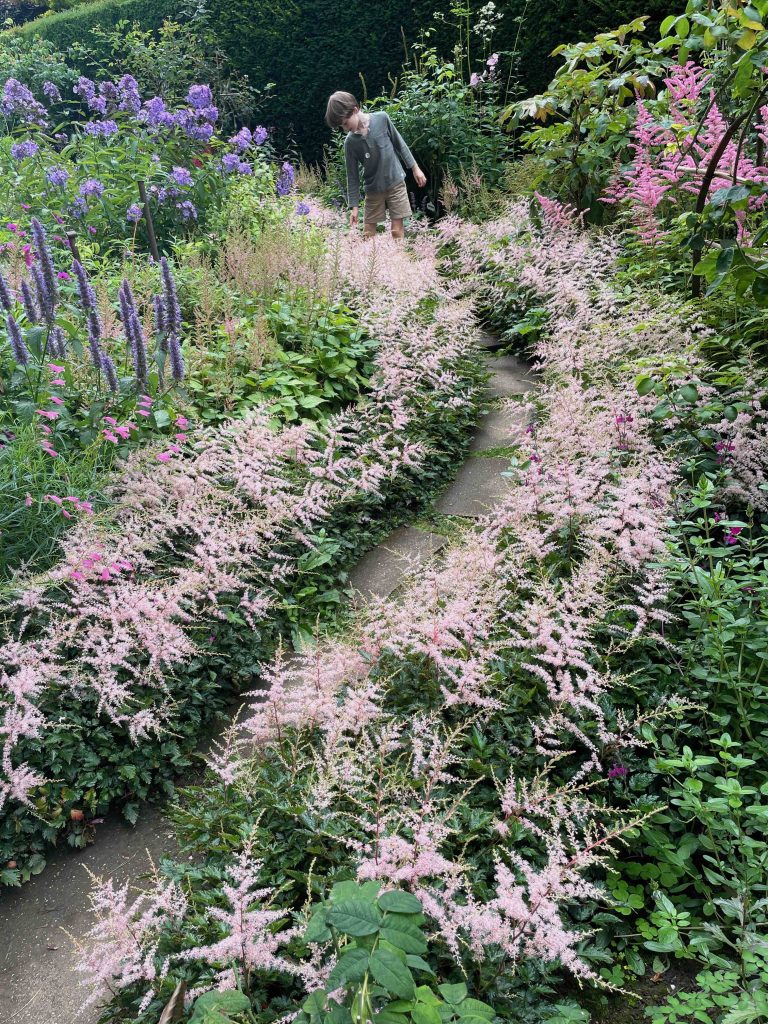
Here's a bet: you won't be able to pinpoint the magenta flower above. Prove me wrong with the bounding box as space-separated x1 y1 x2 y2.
608 763 628 780
724 527 743 545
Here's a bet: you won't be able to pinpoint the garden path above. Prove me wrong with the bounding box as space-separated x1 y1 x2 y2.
0 339 534 1024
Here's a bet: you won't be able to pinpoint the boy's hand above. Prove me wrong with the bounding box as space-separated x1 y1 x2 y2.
350 207 359 226
412 165 427 188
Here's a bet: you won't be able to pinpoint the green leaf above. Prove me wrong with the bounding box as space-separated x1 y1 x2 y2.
752 275 768 307
378 890 423 914
406 955 435 975
412 1005 442 1024
438 983 468 1005
326 949 370 989
380 920 428 954
459 998 495 1019
328 899 382 936
369 949 415 999
190 990 251 1021
298 394 326 409
636 375 657 396
303 991 327 1016
153 408 171 428
679 384 699 404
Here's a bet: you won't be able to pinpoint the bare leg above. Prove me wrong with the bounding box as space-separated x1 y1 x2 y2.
390 218 405 241
363 222 377 240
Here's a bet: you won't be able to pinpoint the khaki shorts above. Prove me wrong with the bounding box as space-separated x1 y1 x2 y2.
364 181 412 225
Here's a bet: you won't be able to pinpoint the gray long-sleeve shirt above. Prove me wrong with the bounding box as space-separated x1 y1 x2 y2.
343 111 416 208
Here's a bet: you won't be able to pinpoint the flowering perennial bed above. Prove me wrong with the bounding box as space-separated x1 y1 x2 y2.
71 201 768 1022
0 226 485 883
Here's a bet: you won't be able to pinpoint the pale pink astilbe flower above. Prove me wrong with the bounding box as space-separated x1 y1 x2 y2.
176 845 303 992
77 874 188 1013
534 193 586 232
0 639 57 810
237 641 370 748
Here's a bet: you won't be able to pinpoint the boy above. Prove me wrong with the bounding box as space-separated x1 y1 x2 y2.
325 91 427 239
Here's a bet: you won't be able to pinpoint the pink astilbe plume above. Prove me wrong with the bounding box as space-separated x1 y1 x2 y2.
77 874 188 1013
176 845 304 993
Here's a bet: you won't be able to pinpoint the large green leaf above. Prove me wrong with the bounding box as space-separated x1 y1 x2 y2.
326 948 370 989
369 949 415 999
328 899 382 936
438 983 468 1005
378 890 423 914
380 920 427 954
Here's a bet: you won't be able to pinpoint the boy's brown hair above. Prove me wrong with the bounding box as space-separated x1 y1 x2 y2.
325 91 358 129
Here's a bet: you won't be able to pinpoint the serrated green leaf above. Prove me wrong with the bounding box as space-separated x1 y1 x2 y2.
326 948 370 989
381 920 427 954
378 890 423 914
328 899 382 936
413 1005 442 1024
369 949 415 999
438 983 468 1005
459 998 495 1019
407 955 435 975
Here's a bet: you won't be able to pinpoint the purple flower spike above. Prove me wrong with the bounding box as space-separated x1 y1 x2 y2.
20 280 39 323
118 279 148 387
0 270 14 312
101 351 118 392
48 325 66 359
6 313 29 365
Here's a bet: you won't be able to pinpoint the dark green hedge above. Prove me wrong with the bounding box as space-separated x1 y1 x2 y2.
14 0 178 60
16 0 670 158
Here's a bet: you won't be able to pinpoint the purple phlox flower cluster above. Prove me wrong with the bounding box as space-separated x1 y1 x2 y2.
118 278 149 387
126 203 143 223
42 81 62 104
31 217 59 325
45 166 70 189
229 127 253 152
276 161 295 197
221 153 240 174
6 313 29 365
1 79 48 125
160 256 184 383
487 52 499 69
170 166 193 187
11 140 39 161
84 120 119 138
149 184 180 205
295 200 311 216
54 132 68 148
140 96 176 131
186 84 213 110
138 86 217 142
607 763 628 780
70 196 89 219
175 200 198 221
79 178 105 198
73 77 107 115
117 75 141 114
253 125 268 146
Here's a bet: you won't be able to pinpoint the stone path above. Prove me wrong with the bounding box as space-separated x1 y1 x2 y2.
0 342 534 1024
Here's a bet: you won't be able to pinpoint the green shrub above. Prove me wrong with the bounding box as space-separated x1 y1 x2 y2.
12 0 178 62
